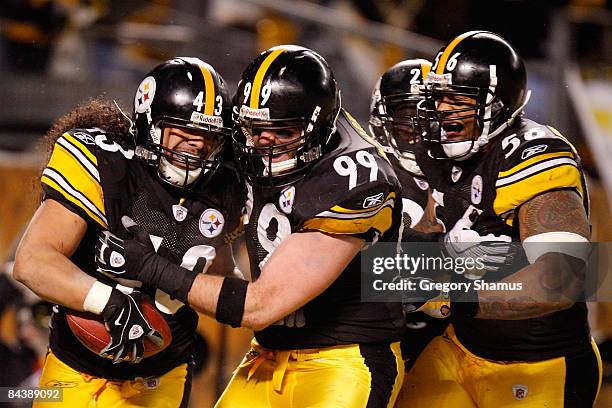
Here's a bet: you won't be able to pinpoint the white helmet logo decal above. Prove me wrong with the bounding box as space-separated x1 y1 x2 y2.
135 76 156 113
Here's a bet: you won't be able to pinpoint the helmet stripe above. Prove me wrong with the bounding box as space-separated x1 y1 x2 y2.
197 64 216 115
420 61 431 80
435 30 482 74
250 48 285 108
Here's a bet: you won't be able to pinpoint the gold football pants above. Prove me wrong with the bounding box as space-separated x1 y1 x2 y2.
396 325 602 408
33 351 192 408
215 339 404 408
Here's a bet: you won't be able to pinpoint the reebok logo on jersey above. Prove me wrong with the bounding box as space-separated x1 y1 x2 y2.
72 131 95 145
521 144 548 159
363 192 384 208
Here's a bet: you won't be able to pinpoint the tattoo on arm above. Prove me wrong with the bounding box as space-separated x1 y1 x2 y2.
475 190 589 320
519 189 589 240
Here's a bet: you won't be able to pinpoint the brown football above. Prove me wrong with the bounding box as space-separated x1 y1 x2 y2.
66 299 172 361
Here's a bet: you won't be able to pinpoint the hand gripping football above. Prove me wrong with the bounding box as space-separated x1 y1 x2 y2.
66 297 172 361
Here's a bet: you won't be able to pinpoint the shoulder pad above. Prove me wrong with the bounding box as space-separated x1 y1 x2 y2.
293 126 401 239
41 129 133 227
492 121 585 218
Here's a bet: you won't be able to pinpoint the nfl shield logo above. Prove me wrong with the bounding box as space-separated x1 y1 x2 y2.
172 204 188 222
279 186 295 214
200 209 225 238
512 384 528 400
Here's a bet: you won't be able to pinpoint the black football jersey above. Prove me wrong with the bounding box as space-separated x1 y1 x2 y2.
388 154 431 236
41 128 244 379
417 117 591 361
243 111 405 349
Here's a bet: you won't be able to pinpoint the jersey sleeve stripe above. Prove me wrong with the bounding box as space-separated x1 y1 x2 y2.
493 164 583 217
62 133 99 168
496 157 578 187
303 193 395 235
57 137 100 182
42 168 108 227
318 193 396 218
303 206 394 236
497 151 573 179
46 142 104 210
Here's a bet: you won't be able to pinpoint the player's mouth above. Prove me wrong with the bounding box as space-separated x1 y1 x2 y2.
168 149 206 169
442 121 465 140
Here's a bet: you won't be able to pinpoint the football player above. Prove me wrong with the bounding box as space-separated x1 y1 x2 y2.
101 45 407 407
13 58 244 407
369 58 450 371
396 31 602 407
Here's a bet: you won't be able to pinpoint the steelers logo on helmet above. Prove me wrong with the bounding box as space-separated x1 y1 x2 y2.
200 208 225 238
135 76 156 114
232 45 341 187
418 31 530 161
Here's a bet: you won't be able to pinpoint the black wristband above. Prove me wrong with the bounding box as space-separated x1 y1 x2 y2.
216 277 248 328
137 252 198 304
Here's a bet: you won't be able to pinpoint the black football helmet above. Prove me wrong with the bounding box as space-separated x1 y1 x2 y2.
417 31 530 160
369 59 431 176
132 57 231 190
232 45 341 187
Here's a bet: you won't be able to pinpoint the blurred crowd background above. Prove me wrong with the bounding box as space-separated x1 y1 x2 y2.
0 0 611 406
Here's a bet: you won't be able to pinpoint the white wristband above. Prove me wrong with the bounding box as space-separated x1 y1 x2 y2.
523 231 590 264
83 281 113 314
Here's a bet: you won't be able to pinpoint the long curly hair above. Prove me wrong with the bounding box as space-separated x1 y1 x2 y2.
41 97 132 163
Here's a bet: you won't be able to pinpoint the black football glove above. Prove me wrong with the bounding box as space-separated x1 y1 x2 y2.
100 289 164 364
95 216 198 303
96 231 131 276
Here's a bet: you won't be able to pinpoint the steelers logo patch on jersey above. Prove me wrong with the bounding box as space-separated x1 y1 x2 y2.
199 208 225 237
135 76 156 114
279 186 295 214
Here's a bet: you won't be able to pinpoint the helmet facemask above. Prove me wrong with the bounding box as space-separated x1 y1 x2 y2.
233 107 330 187
418 74 507 161
371 92 424 175
138 119 229 190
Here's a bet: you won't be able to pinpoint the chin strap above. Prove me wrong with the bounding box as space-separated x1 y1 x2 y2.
262 158 298 176
481 89 532 142
159 157 202 186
